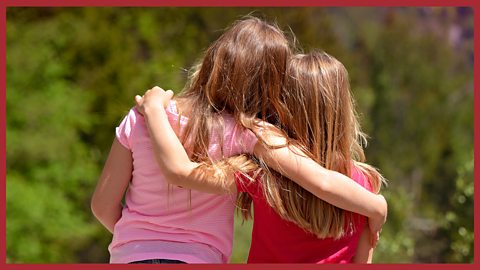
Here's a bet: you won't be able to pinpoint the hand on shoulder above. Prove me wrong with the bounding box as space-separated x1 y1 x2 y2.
135 86 174 116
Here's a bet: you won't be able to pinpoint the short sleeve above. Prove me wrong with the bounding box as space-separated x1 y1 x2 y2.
115 108 137 150
231 126 258 155
233 120 276 154
351 166 373 193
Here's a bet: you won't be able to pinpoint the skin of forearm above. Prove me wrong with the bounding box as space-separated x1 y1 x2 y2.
142 106 194 185
91 139 132 234
352 229 374 263
142 104 237 194
140 95 385 217
325 170 385 218
105 205 122 233
92 203 122 234
255 141 385 219
142 105 234 193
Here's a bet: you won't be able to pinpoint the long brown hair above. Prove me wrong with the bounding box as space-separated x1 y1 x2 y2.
175 17 291 161
236 51 385 239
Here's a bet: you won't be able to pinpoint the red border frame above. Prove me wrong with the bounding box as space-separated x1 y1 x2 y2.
1 1 478 269
0 0 477 7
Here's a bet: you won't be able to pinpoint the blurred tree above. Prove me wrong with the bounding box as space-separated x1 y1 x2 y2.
6 12 98 262
331 8 474 263
441 155 474 263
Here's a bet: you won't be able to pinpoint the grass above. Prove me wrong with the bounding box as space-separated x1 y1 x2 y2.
230 214 253 263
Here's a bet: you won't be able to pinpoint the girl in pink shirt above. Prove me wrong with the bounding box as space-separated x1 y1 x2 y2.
136 51 385 263
92 17 387 264
91 17 289 264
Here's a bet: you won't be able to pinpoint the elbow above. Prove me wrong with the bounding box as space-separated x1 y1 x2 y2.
90 195 105 220
313 170 334 195
90 198 119 234
90 194 113 222
162 164 190 186
90 198 102 220
163 173 183 186
374 194 388 221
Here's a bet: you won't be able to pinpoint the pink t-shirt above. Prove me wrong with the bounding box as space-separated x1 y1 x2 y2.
109 100 257 264
235 165 372 263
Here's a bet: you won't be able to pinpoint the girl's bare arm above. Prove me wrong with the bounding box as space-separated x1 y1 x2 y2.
91 138 133 233
137 90 235 194
137 87 386 240
352 228 374 263
251 129 387 238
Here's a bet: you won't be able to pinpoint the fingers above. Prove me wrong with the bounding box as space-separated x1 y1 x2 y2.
135 95 143 106
140 86 164 97
144 86 170 97
135 86 174 111
134 95 145 115
164 90 174 103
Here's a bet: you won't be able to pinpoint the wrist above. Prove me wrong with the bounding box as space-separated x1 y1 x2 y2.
144 104 167 119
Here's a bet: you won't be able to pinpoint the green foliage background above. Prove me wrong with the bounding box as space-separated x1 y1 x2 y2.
6 7 474 263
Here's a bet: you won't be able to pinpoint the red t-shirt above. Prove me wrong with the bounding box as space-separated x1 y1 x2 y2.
235 166 372 263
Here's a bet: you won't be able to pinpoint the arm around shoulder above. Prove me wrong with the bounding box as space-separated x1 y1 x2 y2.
250 124 387 221
138 88 238 194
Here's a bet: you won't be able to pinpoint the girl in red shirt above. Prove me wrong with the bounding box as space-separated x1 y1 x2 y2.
231 51 384 263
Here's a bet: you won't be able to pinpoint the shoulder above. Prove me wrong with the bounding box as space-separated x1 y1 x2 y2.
350 165 373 192
119 106 143 123
116 107 141 150
165 99 189 124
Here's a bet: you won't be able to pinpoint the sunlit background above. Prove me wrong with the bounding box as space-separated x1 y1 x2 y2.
6 7 474 263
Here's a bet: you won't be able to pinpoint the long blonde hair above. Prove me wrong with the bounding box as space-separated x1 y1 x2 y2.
236 51 385 239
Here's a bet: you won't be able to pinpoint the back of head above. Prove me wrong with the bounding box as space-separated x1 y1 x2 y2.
251 51 385 239
178 16 291 161
283 51 356 172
